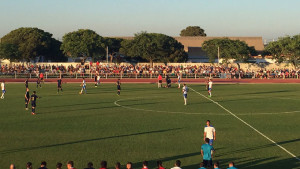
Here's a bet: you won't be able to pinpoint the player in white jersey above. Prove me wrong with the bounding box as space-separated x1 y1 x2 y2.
204 120 216 145
208 79 213 97
1 81 5 99
182 84 188 105
80 78 87 94
97 74 101 86
177 73 181 88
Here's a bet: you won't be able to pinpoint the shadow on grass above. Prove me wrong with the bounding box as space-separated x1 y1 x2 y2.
0 128 182 155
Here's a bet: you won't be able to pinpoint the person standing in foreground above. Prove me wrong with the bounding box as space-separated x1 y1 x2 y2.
204 120 216 145
30 91 39 115
182 83 188 105
25 88 30 110
1 81 5 99
57 78 63 93
116 79 121 96
227 162 237 169
171 160 182 169
80 78 87 94
208 79 213 97
158 74 163 88
201 138 215 168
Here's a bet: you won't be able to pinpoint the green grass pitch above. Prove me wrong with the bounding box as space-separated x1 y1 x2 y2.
0 83 299 169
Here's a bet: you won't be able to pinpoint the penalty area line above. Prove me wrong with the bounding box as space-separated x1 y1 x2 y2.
189 87 300 161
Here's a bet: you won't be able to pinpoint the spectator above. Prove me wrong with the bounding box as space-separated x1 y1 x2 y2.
227 162 237 169
201 138 215 168
198 162 206 169
39 161 47 169
100 161 107 169
56 162 62 169
26 162 32 169
85 162 94 169
170 160 181 169
156 161 165 169
67 161 76 169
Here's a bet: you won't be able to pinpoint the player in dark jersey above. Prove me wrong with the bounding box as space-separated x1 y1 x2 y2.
30 91 39 115
25 88 30 110
25 78 29 89
36 78 41 88
94 74 98 87
116 79 121 96
57 78 63 93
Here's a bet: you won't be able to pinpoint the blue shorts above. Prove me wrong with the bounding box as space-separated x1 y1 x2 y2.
82 85 86 89
183 94 187 98
2 90 5 94
208 88 212 91
209 139 214 145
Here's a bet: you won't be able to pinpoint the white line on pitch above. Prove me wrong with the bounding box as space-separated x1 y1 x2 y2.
189 87 300 161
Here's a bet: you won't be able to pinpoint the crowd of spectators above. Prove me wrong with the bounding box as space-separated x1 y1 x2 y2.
9 159 238 169
1 62 299 79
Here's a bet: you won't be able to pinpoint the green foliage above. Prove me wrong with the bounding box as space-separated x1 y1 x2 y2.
202 38 251 63
180 26 207 36
0 43 20 61
120 32 187 64
61 29 106 59
265 35 300 68
104 37 123 54
0 27 58 61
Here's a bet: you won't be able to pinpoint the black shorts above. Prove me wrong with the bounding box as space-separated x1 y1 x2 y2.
203 160 212 168
31 102 36 107
117 86 121 90
58 85 61 88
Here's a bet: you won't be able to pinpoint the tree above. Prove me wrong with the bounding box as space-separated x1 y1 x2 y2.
119 32 187 65
0 27 57 61
265 35 300 68
180 26 207 37
0 43 20 61
202 38 252 64
60 29 106 60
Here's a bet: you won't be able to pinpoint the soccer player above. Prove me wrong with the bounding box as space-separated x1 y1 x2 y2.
204 120 216 145
25 88 30 110
30 91 39 115
182 84 188 105
227 162 238 169
116 79 121 96
201 138 215 168
158 74 162 88
177 73 181 88
80 78 87 94
1 81 5 99
57 78 63 93
97 74 101 86
25 78 29 89
37 77 41 88
166 75 171 88
39 72 44 83
94 74 98 87
208 79 213 97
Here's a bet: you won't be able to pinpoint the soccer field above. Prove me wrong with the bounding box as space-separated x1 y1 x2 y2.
0 83 299 169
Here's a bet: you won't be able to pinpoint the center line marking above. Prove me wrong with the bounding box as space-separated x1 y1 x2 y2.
189 87 300 161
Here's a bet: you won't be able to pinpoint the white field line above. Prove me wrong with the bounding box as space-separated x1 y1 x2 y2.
189 87 300 161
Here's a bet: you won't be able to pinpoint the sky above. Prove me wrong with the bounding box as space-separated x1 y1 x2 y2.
0 0 299 41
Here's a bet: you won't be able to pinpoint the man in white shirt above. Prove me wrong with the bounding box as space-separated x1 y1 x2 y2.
204 120 216 145
208 79 213 97
1 81 5 99
182 84 188 105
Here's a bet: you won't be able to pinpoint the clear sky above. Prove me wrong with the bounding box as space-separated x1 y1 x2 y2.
0 0 299 41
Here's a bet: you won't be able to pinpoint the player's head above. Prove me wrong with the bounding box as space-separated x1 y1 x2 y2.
40 161 47 167
157 161 163 167
101 160 107 168
26 162 32 168
205 138 210 143
214 161 219 168
175 160 181 167
228 161 235 167
199 162 204 167
115 162 121 169
126 162 132 169
206 120 211 126
56 162 62 169
87 162 93 168
183 83 186 86
143 161 148 167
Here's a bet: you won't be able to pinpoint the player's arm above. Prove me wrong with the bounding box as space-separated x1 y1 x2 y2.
201 149 204 157
213 130 216 140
